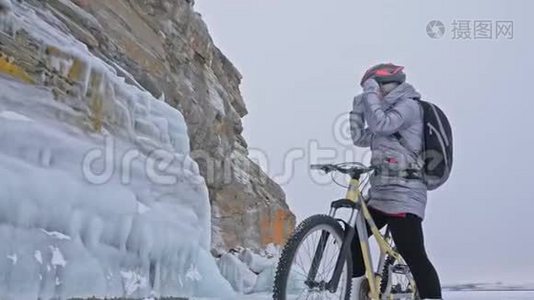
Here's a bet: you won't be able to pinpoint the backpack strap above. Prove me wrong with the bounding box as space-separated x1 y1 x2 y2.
392 97 422 154
374 167 423 180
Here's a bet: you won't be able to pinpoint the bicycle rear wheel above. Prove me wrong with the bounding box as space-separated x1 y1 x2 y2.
273 214 352 300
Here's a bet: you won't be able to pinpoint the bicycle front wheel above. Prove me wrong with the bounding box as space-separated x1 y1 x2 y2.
273 214 352 300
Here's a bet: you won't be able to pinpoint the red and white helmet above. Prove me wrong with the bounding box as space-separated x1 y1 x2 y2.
360 63 406 86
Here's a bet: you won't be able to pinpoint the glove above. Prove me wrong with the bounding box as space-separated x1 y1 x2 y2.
362 78 380 94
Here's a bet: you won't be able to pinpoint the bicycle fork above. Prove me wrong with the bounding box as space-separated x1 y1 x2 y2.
305 208 356 293
326 221 355 293
306 230 330 286
327 208 381 299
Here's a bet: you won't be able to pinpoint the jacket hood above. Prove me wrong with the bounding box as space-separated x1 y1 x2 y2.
383 82 421 105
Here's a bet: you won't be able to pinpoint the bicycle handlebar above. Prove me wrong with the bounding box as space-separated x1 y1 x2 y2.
310 163 375 177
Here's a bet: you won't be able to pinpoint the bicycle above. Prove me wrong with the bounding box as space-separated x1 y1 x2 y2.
273 162 420 300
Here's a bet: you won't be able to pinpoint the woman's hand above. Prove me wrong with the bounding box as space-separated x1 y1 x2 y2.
362 78 380 94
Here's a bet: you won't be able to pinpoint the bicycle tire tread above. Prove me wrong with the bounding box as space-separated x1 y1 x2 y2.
272 214 352 300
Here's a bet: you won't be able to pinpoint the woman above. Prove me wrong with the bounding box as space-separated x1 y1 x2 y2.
349 63 442 300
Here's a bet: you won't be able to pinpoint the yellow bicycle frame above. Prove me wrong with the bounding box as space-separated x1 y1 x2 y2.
344 178 416 300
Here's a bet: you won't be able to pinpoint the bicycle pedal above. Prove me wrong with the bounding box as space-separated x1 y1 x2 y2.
391 264 410 274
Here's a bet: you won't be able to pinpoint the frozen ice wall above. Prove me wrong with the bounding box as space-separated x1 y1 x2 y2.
0 0 234 299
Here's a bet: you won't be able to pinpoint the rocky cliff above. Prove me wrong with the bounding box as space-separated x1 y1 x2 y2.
0 0 295 251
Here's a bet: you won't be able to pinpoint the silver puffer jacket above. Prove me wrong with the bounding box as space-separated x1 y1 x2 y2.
350 82 427 219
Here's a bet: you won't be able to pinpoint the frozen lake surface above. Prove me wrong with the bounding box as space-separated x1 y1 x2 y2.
233 290 534 299
445 291 534 299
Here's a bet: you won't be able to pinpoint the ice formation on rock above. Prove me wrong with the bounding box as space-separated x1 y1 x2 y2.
0 0 234 298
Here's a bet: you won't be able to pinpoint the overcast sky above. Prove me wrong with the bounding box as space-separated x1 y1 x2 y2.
195 0 533 285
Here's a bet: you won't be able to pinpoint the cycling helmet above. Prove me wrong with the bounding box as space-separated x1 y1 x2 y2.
360 63 406 85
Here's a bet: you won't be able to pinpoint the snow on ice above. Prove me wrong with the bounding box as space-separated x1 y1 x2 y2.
6 253 17 265
217 252 258 294
0 110 33 122
33 250 42 264
41 229 72 241
214 245 282 296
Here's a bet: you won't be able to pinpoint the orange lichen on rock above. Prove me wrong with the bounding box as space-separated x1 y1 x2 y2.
260 208 295 247
0 52 35 84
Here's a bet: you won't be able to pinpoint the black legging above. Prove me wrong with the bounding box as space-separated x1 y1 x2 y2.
350 207 442 299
